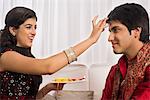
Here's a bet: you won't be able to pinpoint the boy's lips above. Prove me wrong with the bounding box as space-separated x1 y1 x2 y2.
112 42 118 48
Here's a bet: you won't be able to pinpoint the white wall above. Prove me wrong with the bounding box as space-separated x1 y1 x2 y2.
89 64 111 100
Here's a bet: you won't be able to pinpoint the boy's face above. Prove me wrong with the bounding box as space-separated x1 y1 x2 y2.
108 20 136 54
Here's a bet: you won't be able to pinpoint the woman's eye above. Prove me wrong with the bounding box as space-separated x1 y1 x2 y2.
35 26 37 29
26 26 32 29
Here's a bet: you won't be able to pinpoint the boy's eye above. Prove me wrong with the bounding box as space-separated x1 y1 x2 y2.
110 28 120 33
111 28 117 33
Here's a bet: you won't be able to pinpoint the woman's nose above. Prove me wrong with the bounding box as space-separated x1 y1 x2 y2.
32 28 36 36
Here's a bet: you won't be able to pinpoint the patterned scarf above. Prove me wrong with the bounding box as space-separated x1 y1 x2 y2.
111 42 150 100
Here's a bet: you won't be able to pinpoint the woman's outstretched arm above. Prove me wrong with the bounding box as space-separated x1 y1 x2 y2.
0 17 107 75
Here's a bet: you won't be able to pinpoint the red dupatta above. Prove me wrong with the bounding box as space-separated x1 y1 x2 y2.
111 42 150 100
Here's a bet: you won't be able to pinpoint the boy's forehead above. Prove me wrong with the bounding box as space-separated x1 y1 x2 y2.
108 20 121 25
108 20 123 28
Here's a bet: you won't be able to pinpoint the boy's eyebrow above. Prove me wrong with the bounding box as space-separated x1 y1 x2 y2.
109 26 119 32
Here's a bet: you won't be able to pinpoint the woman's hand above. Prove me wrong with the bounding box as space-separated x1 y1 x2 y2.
47 83 65 90
36 83 65 99
89 16 107 44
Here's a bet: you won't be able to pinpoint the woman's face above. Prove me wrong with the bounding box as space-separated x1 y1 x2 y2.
15 18 37 48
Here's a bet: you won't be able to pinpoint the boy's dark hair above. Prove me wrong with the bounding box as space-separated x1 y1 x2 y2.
107 3 149 43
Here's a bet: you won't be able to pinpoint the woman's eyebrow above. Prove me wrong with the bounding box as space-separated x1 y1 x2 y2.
24 24 32 26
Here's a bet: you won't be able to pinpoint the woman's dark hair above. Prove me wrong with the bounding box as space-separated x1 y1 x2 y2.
0 7 37 49
107 3 149 43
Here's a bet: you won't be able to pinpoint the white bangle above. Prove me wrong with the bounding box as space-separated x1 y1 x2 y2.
64 47 77 64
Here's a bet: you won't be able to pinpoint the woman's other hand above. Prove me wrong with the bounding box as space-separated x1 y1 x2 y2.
47 83 65 90
36 83 65 99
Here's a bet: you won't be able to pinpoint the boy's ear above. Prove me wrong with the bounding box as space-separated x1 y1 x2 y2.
131 27 142 39
9 26 17 36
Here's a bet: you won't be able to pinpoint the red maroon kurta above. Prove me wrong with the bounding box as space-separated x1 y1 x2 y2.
101 42 150 100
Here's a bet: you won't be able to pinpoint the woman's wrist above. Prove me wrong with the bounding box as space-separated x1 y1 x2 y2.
88 36 97 45
46 83 55 90
63 47 77 64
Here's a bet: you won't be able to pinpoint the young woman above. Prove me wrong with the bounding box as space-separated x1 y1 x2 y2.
0 7 107 99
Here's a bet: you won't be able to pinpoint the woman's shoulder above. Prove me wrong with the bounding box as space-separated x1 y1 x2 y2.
1 46 34 58
0 46 13 56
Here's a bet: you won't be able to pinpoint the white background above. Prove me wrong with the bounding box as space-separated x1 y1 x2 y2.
1 0 150 99
1 0 150 66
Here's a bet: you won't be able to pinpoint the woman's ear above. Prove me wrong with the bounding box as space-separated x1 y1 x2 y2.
131 27 142 39
9 26 16 36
